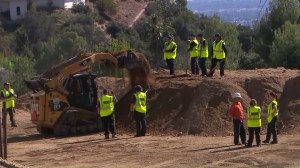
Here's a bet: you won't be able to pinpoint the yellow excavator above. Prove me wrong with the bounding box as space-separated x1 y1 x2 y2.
24 50 152 135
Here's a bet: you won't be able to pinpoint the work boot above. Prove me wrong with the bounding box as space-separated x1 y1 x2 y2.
270 141 278 144
112 134 117 138
11 123 17 127
105 134 109 139
246 144 252 148
257 144 262 147
262 140 270 144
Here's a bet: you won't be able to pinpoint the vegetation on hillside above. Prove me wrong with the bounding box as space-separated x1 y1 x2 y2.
0 0 299 93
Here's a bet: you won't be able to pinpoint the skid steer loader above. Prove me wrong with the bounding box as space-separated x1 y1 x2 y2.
24 50 152 136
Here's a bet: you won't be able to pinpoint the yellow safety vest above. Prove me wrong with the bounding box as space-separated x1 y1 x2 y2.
247 106 261 127
267 99 279 123
10 88 15 108
163 41 177 60
189 40 199 58
99 95 114 117
212 40 226 59
134 92 147 113
199 38 208 58
1 89 12 109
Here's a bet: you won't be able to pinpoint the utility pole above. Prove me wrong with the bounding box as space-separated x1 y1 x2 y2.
0 101 8 159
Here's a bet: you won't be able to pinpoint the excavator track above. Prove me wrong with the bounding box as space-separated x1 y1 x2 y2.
53 109 101 136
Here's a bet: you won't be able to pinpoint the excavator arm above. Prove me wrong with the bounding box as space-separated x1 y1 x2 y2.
25 52 117 94
24 50 153 93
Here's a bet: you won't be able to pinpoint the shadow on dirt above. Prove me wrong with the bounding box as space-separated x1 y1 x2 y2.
60 136 137 145
188 144 236 152
210 146 246 153
8 134 54 143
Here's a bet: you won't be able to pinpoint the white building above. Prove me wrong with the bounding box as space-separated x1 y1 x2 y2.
0 0 27 20
0 0 85 20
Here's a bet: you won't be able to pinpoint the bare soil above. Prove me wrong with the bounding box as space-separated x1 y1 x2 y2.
6 110 300 168
4 68 300 167
112 0 147 26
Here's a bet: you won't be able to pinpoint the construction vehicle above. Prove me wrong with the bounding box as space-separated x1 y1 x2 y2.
24 50 152 135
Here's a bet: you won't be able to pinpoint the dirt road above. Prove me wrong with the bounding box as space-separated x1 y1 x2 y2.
5 110 300 168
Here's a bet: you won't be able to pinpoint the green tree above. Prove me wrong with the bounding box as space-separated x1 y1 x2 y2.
10 55 35 93
23 8 56 43
96 0 118 15
270 21 300 68
254 0 300 63
0 27 11 55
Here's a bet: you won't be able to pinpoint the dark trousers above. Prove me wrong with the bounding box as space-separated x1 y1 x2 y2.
166 59 175 75
209 58 225 76
233 119 246 144
265 116 278 142
101 114 116 135
2 107 16 126
248 127 261 146
134 111 146 136
199 58 207 75
190 57 199 74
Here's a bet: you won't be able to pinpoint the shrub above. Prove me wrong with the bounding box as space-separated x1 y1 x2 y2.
96 0 118 15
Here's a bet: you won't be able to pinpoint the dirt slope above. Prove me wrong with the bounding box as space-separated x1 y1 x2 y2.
115 68 300 136
112 0 147 26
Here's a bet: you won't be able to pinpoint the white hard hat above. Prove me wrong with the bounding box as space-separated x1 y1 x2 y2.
232 92 242 99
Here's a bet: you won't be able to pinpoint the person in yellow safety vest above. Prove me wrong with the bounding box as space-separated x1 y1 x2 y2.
98 89 117 139
263 92 279 144
207 33 228 78
188 34 199 75
163 35 177 75
130 85 147 137
197 33 209 76
0 82 17 127
9 83 17 116
246 99 262 148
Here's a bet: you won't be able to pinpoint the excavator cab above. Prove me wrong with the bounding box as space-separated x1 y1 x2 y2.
64 73 98 111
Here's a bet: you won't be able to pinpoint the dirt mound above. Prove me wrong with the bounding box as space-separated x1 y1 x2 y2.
115 68 300 136
278 76 300 133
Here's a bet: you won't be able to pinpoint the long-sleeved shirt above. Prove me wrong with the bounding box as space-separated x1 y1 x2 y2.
188 41 197 51
164 41 177 52
229 101 244 121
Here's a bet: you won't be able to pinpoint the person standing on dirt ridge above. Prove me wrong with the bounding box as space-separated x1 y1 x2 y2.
229 92 246 145
207 33 228 78
163 35 177 75
98 89 117 139
246 99 262 147
263 92 279 144
188 34 200 75
197 33 209 77
1 82 18 127
130 85 147 137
